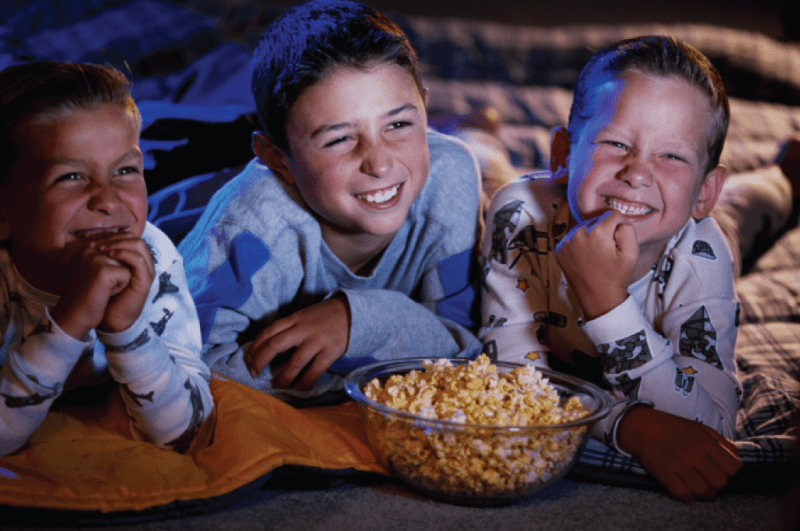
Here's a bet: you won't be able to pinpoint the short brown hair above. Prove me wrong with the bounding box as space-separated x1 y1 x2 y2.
0 61 139 184
568 36 729 175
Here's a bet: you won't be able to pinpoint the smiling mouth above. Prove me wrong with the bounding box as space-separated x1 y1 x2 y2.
72 227 127 240
355 183 402 204
604 196 654 216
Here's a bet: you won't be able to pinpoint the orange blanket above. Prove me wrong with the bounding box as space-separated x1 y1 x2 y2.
0 376 387 513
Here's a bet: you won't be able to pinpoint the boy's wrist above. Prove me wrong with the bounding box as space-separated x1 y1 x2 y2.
565 273 628 322
49 305 94 341
578 292 631 327
577 289 628 321
614 403 655 457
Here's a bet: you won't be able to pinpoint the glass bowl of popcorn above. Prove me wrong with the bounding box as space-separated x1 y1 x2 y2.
344 354 611 506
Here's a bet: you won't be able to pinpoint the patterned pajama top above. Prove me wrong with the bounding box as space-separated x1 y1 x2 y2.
480 173 741 452
0 223 214 457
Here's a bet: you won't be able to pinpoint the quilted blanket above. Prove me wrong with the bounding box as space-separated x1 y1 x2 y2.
1 0 799 521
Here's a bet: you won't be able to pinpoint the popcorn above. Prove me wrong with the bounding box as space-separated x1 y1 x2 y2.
363 354 590 498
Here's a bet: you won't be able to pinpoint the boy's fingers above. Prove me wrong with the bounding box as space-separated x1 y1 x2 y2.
102 247 154 281
613 222 638 254
270 343 316 388
578 208 619 236
294 348 338 390
708 432 743 476
662 464 717 502
249 319 295 359
701 461 735 492
246 324 299 376
655 469 696 502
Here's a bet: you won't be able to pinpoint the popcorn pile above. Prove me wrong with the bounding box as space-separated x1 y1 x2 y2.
363 354 589 499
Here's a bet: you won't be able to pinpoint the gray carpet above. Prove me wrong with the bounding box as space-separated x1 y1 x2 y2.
0 476 789 531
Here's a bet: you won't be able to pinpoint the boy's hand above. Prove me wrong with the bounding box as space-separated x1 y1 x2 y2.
51 233 155 339
50 241 132 339
616 405 743 501
245 297 351 390
555 210 638 320
95 234 155 333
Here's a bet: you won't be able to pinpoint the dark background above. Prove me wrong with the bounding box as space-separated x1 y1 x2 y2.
260 0 798 40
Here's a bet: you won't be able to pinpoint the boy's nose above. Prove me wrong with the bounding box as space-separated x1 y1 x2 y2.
360 138 393 177
87 183 121 213
618 156 653 188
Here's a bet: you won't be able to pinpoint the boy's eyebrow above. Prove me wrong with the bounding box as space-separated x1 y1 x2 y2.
51 148 143 166
309 103 420 139
387 103 418 117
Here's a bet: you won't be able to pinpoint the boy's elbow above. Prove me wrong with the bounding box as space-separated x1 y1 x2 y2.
163 407 217 454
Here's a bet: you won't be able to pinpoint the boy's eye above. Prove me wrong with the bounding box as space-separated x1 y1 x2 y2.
323 135 352 148
601 140 627 150
55 172 83 183
663 153 688 163
387 120 412 131
116 166 141 175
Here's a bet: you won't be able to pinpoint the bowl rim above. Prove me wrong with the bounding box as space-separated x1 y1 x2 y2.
343 357 613 432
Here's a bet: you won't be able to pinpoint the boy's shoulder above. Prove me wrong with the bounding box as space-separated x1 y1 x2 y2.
177 160 324 279
210 159 305 218
143 221 181 269
183 160 316 244
487 170 565 223
426 129 480 184
418 130 482 221
662 216 736 296
672 216 733 263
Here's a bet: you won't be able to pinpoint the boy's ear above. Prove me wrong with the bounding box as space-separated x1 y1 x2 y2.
550 126 571 184
252 132 293 185
692 165 728 219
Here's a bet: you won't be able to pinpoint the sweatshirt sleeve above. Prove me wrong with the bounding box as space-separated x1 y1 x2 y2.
332 249 484 374
97 225 214 453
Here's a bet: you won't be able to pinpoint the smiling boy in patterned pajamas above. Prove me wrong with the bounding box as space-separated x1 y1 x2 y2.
478 36 798 501
0 61 215 457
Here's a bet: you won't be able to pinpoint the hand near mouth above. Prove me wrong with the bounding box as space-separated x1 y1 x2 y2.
50 233 155 339
95 234 156 333
555 209 639 320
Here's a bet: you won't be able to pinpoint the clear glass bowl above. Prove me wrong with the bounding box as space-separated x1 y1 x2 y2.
344 358 612 506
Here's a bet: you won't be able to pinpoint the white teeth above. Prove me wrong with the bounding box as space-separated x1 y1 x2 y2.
73 227 124 240
357 184 400 204
605 197 653 216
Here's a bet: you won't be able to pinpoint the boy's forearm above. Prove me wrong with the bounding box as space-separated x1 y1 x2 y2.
0 317 88 456
99 251 214 451
333 288 483 369
101 316 214 451
582 295 739 439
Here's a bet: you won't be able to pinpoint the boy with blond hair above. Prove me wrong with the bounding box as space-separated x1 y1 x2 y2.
0 61 214 456
480 36 786 500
